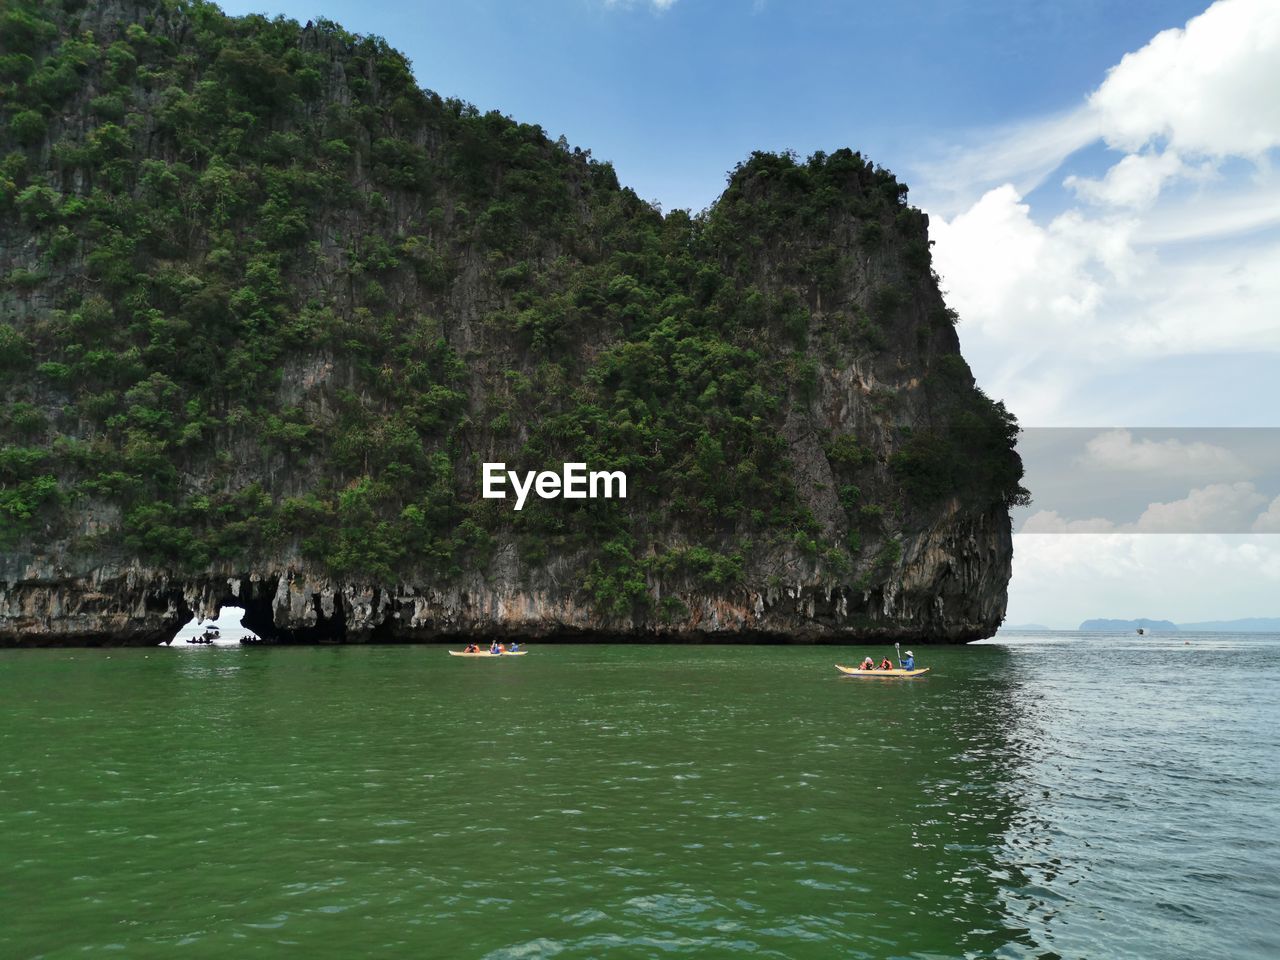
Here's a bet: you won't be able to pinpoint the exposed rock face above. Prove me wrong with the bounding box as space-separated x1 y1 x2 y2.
0 0 1022 646
0 557 187 647
1 497 1009 645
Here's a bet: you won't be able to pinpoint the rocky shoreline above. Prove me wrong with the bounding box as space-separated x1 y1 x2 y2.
0 501 1009 647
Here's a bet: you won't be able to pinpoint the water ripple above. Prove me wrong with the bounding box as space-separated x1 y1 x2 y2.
1 638 1277 957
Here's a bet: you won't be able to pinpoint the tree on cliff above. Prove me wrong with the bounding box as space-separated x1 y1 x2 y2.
0 0 1024 640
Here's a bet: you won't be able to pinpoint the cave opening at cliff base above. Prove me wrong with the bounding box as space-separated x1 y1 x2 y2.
165 606 259 646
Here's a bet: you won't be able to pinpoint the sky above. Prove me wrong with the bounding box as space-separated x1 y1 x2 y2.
1014 429 1280 534
217 0 1280 628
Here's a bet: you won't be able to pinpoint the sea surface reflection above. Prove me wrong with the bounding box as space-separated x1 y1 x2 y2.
1 637 1276 958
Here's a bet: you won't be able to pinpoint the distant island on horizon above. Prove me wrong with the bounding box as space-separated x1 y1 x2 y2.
1079 618 1178 632
999 617 1280 633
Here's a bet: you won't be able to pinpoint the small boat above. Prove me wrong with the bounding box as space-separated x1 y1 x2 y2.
835 664 930 678
448 649 528 657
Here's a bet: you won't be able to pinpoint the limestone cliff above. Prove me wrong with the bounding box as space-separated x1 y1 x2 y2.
0 0 1024 645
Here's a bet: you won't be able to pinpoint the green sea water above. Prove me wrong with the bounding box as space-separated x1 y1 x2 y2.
3 636 1278 959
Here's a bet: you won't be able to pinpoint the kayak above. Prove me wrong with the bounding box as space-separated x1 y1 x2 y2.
448 650 528 657
835 664 930 678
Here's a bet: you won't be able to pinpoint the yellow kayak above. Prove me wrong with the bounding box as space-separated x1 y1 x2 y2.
448 650 528 657
835 664 930 678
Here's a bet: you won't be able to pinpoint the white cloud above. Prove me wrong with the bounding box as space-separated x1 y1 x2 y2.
930 186 1140 346
1135 174 1280 244
1089 0 1280 158
920 0 1280 626
1020 510 1117 533
917 0 1280 218
912 107 1100 216
1117 238 1280 356
1133 481 1267 532
1078 429 1252 476
1253 494 1280 532
928 0 1280 421
939 197 1280 364
1019 481 1270 533
1060 0 1280 218
1006 532 1280 627
1064 150 1190 209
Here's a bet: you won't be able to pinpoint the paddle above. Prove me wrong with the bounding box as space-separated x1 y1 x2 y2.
895 641 901 669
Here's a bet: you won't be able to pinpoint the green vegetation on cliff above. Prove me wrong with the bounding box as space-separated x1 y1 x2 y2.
0 0 1025 620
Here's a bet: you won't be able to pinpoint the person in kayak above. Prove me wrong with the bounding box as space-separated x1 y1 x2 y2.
879 657 893 670
489 640 500 654
860 657 875 670
465 642 479 653
509 641 520 652
900 650 915 670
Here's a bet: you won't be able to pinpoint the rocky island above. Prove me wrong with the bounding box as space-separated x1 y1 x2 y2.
0 0 1025 646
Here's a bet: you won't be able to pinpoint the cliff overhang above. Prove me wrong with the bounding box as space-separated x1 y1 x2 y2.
0 499 1010 647
0 0 1023 647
